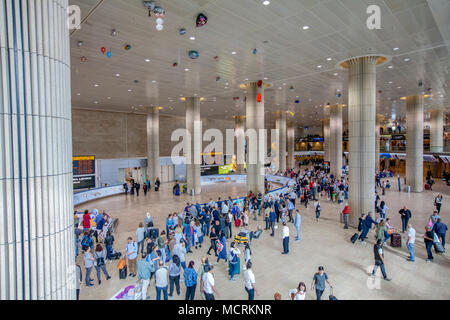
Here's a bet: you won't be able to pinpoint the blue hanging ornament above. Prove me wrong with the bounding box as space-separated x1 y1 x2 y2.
253 48 257 55
189 50 199 59
295 100 300 104
179 28 187 35
107 51 112 58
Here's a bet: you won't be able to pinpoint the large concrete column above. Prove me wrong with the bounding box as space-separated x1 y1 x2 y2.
287 122 295 169
185 97 201 195
234 116 246 174
246 82 265 195
323 119 330 162
0 0 74 299
276 111 287 172
406 95 424 192
329 105 343 178
375 114 383 172
430 110 444 153
343 56 381 227
146 106 160 183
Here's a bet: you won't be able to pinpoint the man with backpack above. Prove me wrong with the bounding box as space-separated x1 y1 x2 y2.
371 239 391 281
126 237 138 277
81 231 93 251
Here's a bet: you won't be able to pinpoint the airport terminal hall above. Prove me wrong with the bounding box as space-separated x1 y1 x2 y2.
1 0 450 302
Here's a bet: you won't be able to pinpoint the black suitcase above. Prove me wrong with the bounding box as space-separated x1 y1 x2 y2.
329 288 338 300
149 227 159 239
351 233 359 244
390 233 401 247
119 266 127 279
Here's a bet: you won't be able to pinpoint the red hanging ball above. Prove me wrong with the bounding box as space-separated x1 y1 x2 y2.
101 47 106 54
257 93 262 103
257 80 263 88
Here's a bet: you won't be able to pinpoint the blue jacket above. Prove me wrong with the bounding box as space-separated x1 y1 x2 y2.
365 215 375 229
294 213 301 227
184 267 197 287
432 222 448 235
270 211 277 223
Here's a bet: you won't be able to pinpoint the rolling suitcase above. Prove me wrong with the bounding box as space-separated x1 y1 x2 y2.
434 242 445 253
351 233 359 244
390 233 401 247
119 266 127 279
329 288 338 300
424 184 430 190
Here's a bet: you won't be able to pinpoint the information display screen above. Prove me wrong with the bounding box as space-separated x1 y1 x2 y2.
73 156 95 175
201 165 219 176
73 176 96 190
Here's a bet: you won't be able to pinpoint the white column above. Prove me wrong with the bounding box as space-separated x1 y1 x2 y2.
185 97 201 195
406 95 424 192
287 122 295 169
234 116 245 174
146 106 160 184
430 110 444 153
329 105 343 178
246 82 265 195
0 0 74 299
323 119 330 162
346 56 378 227
276 111 287 172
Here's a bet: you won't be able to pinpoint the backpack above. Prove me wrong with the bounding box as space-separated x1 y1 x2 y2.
95 252 105 267
216 240 223 253
81 235 91 248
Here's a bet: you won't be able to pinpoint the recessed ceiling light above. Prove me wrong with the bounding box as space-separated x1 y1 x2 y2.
326 58 332 61
145 59 151 62
184 68 190 71
317 65 322 68
152 80 157 83
264 77 268 80
333 73 338 76
397 86 401 89
388 81 393 84
231 51 237 55
189 36 195 40
404 58 410 62
128 89 132 92
226 82 229 86
302 25 310 30
94 101 98 104
94 84 99 87
115 74 120 77
388 65 393 69
262 0 270 5
76 93 81 96
107 97 111 99
393 47 399 51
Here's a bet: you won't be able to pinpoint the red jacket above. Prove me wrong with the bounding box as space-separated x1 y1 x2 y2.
83 214 91 228
342 205 350 215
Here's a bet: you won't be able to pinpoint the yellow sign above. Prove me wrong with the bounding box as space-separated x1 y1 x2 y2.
73 156 95 161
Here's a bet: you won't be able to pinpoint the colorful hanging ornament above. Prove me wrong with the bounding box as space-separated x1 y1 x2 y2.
257 93 262 103
107 51 112 58
124 44 131 51
378 90 383 94
257 80 263 88
295 100 300 104
216 76 221 81
196 13 208 27
179 28 187 35
233 97 240 101
101 47 106 54
80 56 87 63
173 62 178 67
214 56 219 62
337 93 342 98
253 48 257 55
189 50 199 59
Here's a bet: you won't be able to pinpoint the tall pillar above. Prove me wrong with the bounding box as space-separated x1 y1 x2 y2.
406 95 424 192
234 116 246 174
185 97 201 195
146 106 160 184
276 111 287 172
323 119 330 162
375 114 383 172
0 0 74 299
430 110 444 152
246 82 265 195
329 105 343 178
343 56 382 227
287 122 295 169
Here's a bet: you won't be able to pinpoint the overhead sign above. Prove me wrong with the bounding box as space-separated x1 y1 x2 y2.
73 156 95 175
73 176 95 190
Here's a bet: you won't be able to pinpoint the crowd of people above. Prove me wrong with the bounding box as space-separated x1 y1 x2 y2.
75 160 447 300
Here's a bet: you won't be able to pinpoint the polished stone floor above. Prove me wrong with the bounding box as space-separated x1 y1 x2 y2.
76 178 450 300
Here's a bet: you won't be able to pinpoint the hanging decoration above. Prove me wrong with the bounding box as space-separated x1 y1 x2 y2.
124 44 131 51
80 56 87 63
189 50 199 59
233 97 240 101
214 56 219 62
101 47 106 54
196 13 208 27
289 86 295 91
173 62 178 67
216 76 221 81
143 1 165 30
295 100 300 104
253 48 257 55
378 90 383 94
179 28 187 35
336 93 342 98
257 93 262 103
427 88 432 93
107 51 112 58
257 80 263 88
111 29 118 37
77 40 83 47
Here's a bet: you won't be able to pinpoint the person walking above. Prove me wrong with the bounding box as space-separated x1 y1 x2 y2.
406 224 416 262
311 266 332 300
432 218 448 249
184 261 198 300
136 223 146 254
270 209 277 237
288 282 307 300
202 265 220 300
282 222 290 254
314 200 321 221
83 247 95 287
244 261 258 300
137 252 153 300
229 242 241 281
216 232 228 263
342 203 350 229
424 226 435 262
287 199 294 223
434 194 443 214
93 244 111 285
126 237 138 277
155 260 169 300
207 229 218 256
371 239 391 281
294 210 301 241
399 206 412 233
